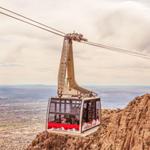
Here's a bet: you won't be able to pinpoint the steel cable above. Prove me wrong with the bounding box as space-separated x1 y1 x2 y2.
0 6 65 35
0 7 150 60
0 11 65 37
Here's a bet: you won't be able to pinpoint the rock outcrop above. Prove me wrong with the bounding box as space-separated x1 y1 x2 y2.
27 94 150 150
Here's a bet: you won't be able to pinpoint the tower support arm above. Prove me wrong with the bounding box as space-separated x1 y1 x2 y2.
57 33 97 98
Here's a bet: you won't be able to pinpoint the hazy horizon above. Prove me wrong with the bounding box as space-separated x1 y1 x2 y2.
0 84 150 87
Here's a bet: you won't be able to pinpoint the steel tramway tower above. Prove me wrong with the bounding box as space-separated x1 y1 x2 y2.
46 33 101 134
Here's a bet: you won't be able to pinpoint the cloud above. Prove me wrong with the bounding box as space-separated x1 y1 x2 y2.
0 0 150 85
95 1 150 53
0 62 23 67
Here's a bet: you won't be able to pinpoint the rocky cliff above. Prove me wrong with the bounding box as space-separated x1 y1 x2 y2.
27 94 150 150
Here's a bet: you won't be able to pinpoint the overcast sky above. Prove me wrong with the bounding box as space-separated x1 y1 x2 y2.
0 0 150 85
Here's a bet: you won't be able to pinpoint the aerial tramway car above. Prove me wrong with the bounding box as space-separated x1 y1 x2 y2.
46 33 101 134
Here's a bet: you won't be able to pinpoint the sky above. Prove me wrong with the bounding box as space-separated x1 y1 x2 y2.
0 0 150 85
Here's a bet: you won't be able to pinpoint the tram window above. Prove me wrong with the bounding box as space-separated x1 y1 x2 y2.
50 101 61 113
49 113 55 122
96 100 100 119
82 101 95 122
49 113 62 123
56 102 60 112
61 103 65 113
61 114 79 124
82 99 100 131
49 99 81 125
66 102 71 113
50 103 55 112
